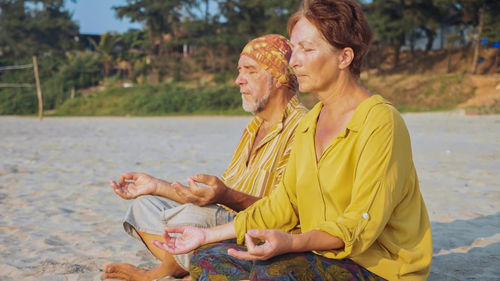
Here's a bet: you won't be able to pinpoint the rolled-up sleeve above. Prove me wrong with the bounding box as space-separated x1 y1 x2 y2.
313 111 411 259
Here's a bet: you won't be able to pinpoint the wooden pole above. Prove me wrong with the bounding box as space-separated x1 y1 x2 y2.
33 56 43 120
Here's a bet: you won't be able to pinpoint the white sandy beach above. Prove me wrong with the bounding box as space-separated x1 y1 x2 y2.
0 113 499 281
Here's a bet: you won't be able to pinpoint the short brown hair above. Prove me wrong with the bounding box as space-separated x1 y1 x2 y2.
288 0 373 78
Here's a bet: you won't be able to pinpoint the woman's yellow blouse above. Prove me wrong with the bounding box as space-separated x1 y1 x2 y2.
234 95 433 280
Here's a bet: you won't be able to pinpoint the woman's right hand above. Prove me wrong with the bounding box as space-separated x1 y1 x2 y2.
153 225 206 254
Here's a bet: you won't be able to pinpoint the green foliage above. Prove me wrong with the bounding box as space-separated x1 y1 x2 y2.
0 0 83 114
213 71 235 84
114 0 197 42
112 0 302 76
482 3 500 43
0 86 38 115
364 0 406 45
211 0 301 70
0 56 42 115
58 52 101 90
118 29 148 61
0 0 79 57
90 32 122 76
220 0 301 38
53 82 244 116
0 53 102 114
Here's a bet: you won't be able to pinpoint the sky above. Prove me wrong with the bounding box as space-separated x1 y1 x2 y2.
65 0 143 34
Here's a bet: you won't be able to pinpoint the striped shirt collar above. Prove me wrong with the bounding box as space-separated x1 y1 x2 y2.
246 95 301 149
247 95 301 135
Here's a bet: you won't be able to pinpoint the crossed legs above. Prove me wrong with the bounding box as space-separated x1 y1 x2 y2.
103 228 188 281
103 196 235 280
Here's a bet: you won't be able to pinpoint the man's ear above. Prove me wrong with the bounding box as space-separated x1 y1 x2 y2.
338 47 354 70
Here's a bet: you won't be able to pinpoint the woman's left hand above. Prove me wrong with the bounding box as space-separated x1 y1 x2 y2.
228 229 293 260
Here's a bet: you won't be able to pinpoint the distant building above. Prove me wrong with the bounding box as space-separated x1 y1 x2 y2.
74 34 101 51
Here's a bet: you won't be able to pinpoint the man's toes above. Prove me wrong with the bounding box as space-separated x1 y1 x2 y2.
103 271 128 280
102 263 147 281
103 263 118 273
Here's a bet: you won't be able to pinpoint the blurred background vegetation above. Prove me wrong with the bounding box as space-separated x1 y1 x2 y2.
0 0 499 116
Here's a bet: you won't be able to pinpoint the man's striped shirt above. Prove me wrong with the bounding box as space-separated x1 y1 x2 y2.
221 96 307 201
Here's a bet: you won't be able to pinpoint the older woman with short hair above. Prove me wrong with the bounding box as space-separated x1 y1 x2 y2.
153 0 433 280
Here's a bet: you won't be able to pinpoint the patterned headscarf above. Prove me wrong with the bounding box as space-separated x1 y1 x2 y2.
240 34 298 91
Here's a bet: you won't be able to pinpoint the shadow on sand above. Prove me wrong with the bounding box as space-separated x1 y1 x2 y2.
429 212 500 280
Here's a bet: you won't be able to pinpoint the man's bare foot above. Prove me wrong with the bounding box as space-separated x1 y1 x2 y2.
103 263 153 281
103 262 188 281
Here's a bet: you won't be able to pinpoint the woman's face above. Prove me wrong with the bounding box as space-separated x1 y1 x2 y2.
290 17 341 95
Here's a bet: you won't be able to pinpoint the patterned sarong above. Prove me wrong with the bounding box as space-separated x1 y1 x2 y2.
190 243 386 281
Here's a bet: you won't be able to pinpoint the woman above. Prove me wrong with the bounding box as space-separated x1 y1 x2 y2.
154 0 433 280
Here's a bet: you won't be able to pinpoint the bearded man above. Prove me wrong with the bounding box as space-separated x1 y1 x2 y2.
103 34 307 281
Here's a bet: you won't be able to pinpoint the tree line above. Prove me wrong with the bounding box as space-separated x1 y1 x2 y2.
0 0 499 115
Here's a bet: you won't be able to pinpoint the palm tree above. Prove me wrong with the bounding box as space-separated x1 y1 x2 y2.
89 32 122 77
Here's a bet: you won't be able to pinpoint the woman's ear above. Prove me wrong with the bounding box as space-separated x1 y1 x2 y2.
338 47 354 70
275 81 283 89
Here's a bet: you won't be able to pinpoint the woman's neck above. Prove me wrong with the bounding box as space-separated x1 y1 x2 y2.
315 76 370 117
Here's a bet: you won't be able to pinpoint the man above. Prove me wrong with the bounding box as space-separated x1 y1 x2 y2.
103 34 307 281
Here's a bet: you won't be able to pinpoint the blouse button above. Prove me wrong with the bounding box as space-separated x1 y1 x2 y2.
362 213 370 220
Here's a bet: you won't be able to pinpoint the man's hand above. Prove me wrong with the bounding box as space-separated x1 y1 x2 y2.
153 225 206 255
109 172 158 199
172 174 229 206
228 229 293 260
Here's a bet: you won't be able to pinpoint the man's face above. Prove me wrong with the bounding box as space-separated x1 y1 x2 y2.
235 55 274 114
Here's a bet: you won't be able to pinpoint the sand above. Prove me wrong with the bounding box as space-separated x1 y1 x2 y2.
0 113 499 281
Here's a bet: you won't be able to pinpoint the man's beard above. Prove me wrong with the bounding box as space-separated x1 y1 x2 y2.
242 78 273 114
